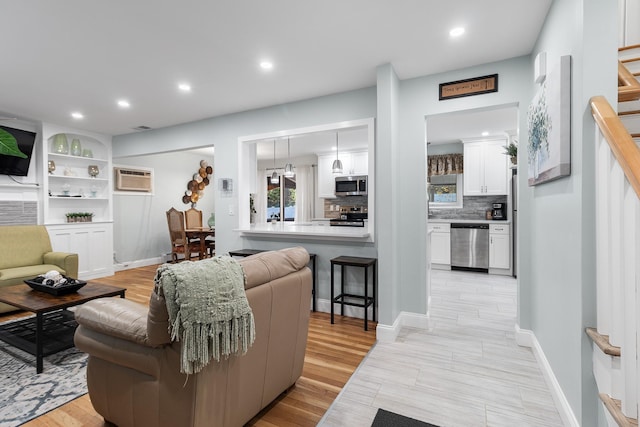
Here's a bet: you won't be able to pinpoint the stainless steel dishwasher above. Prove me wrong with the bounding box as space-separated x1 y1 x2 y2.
450 223 490 272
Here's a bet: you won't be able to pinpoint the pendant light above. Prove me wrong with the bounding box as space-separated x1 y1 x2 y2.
283 137 295 177
332 132 343 174
270 139 280 184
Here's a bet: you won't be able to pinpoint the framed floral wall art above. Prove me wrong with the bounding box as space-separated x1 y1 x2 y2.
527 55 571 186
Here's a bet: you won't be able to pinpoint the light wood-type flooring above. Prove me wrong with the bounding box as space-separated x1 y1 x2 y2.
4 267 565 426
320 269 564 426
1 264 377 427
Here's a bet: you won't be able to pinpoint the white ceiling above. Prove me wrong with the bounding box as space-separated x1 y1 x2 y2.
426 105 519 145
255 126 368 161
0 1 551 137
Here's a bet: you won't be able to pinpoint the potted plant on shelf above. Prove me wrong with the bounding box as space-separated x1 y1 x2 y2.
503 142 518 166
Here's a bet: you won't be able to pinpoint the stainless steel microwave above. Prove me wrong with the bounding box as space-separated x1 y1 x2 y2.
335 175 367 196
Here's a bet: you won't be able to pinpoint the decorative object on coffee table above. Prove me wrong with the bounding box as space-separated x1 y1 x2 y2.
0 282 126 373
24 272 87 296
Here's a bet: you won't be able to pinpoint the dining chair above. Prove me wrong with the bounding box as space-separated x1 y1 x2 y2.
184 207 215 257
166 207 202 262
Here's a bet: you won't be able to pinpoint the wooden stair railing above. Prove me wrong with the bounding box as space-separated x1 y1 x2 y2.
589 79 640 424
590 96 640 198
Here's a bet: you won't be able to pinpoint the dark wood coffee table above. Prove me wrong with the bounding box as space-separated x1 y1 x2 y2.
0 282 126 373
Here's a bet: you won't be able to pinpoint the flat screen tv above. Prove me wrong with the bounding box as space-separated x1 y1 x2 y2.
0 125 37 177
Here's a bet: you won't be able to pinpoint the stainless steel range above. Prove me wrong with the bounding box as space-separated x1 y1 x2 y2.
330 207 367 227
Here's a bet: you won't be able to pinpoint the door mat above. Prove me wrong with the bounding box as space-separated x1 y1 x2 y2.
0 325 87 426
371 408 439 427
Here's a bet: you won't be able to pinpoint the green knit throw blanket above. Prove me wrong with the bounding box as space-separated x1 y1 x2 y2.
155 256 255 375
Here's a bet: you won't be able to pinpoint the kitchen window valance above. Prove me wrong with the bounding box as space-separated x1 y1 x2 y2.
427 153 463 177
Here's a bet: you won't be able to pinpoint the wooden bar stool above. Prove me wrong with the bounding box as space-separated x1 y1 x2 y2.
330 255 377 331
229 249 318 312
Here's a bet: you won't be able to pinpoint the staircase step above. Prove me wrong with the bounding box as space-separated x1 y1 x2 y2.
619 99 640 113
618 109 640 116
619 114 640 134
586 327 621 356
600 393 638 427
619 44 640 61
622 60 640 75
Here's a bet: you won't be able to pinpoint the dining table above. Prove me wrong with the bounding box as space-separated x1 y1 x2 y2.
185 227 215 259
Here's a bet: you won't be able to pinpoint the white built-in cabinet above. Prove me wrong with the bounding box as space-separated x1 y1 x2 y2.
317 150 368 198
463 138 508 196
428 222 451 268
489 223 510 270
41 123 114 280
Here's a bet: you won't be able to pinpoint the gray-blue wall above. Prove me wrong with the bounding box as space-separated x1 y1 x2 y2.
522 0 617 424
112 4 616 421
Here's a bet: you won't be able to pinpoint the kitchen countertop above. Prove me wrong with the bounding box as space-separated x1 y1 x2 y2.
429 218 512 224
235 222 371 241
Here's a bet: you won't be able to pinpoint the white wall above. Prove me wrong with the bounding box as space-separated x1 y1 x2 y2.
112 150 214 263
522 0 618 424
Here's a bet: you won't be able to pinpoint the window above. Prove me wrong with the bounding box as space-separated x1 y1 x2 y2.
266 175 296 221
428 174 463 208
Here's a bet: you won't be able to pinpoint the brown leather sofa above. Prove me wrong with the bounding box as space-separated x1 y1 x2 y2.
74 247 312 427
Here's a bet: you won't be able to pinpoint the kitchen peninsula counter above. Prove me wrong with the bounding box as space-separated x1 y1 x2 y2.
236 222 371 241
429 218 512 224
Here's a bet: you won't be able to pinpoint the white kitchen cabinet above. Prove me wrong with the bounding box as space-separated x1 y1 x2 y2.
463 139 508 196
317 151 368 198
428 222 451 267
317 154 338 198
349 151 368 175
489 223 510 270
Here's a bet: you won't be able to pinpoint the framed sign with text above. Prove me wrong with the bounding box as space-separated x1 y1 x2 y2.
439 74 498 100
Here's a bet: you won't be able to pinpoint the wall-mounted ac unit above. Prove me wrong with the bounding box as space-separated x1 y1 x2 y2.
114 167 152 192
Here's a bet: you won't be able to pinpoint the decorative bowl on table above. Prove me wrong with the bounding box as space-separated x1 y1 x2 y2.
24 272 87 296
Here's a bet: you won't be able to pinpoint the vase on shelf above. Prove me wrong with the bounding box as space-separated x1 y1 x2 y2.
52 134 69 154
70 139 82 156
207 213 215 228
88 165 99 178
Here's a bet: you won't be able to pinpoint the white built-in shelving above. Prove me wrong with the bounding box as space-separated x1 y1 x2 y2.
41 123 114 279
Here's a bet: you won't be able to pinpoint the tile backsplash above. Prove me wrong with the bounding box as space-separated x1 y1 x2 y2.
429 195 507 220
323 196 368 218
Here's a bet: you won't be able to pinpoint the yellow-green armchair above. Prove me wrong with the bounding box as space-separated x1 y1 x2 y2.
0 225 78 313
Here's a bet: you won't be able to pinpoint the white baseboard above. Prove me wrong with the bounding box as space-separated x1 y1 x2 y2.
315 299 429 343
113 256 167 272
376 311 430 343
515 324 579 427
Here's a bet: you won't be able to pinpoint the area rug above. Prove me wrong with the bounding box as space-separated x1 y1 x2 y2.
0 340 87 426
371 408 439 427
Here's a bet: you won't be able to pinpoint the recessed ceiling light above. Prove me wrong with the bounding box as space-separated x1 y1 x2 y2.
178 83 192 92
117 99 130 108
71 112 84 119
260 61 274 70
481 131 489 136
449 27 465 37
